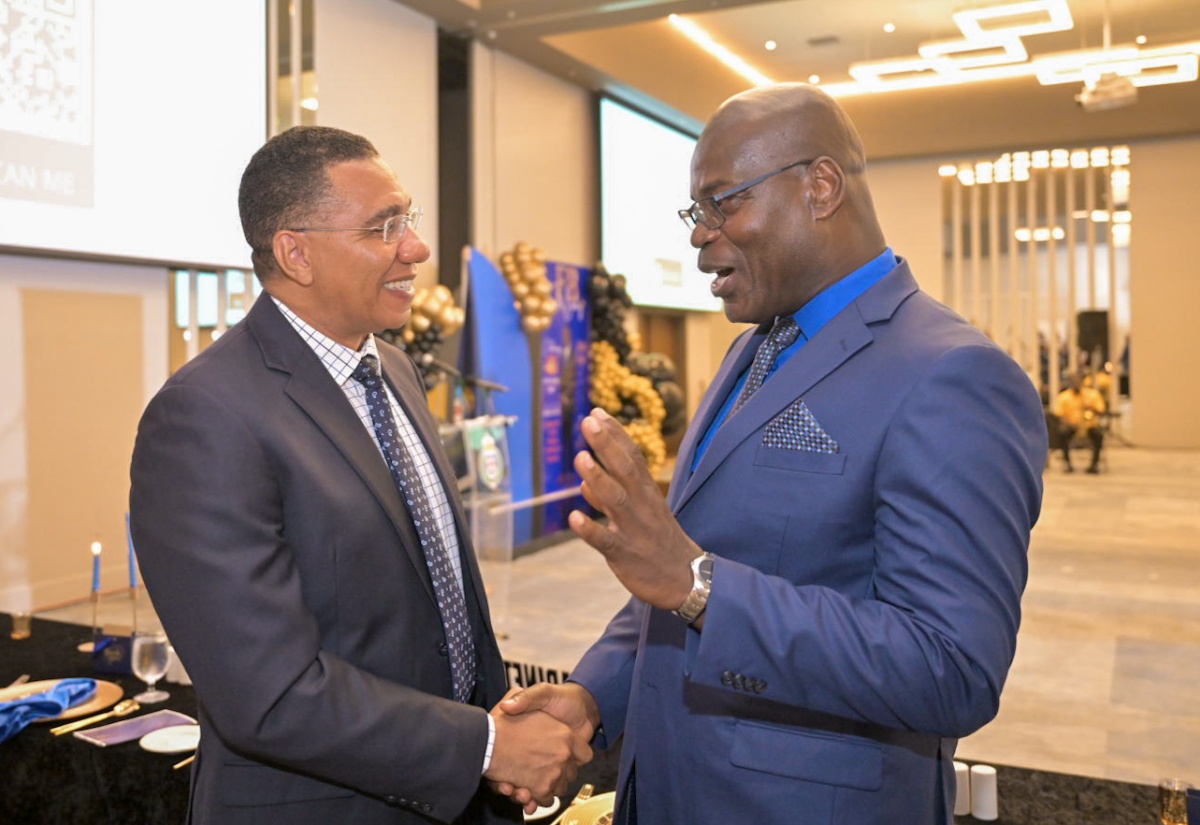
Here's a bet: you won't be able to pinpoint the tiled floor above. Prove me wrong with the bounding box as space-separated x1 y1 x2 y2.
42 441 1200 788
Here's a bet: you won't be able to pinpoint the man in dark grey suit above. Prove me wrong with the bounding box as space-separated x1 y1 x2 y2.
130 126 589 824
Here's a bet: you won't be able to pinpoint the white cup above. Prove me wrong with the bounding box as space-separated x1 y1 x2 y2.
953 761 972 816
970 764 999 821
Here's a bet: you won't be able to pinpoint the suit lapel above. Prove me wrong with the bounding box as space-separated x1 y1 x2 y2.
669 327 758 510
672 262 919 513
247 297 439 606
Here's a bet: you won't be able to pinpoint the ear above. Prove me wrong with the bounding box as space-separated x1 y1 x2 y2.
804 157 846 221
272 231 315 287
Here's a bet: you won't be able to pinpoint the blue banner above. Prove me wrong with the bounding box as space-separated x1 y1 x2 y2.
541 262 591 533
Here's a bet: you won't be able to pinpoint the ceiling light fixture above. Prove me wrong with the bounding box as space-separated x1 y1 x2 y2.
668 14 773 86
829 0 1200 98
953 0 1074 41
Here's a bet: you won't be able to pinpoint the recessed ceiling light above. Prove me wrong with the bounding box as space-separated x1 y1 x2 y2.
883 22 896 34
808 74 821 83
1136 35 1147 45
764 40 777 51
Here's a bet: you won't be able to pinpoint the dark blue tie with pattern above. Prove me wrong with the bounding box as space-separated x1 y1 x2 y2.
353 354 476 702
731 315 801 415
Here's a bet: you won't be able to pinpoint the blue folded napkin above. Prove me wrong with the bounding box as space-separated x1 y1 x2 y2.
0 678 97 744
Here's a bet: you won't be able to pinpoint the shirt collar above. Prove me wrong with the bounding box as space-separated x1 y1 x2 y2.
271 296 379 387
791 247 897 339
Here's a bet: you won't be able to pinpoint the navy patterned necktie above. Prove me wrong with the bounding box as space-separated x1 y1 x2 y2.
732 315 801 415
352 354 476 703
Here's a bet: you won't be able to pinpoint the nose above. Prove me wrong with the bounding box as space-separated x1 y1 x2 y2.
690 221 719 249
397 227 431 264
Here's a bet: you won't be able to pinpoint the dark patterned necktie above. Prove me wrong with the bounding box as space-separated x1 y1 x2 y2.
353 355 476 702
731 315 801 415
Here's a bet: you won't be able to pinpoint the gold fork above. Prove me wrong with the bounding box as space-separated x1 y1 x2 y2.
51 698 140 735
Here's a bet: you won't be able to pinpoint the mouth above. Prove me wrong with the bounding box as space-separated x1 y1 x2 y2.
383 277 416 296
709 267 734 299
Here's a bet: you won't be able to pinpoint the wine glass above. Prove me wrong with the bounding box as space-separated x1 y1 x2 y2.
131 631 171 703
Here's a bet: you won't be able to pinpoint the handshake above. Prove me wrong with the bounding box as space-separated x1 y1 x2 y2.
484 682 601 814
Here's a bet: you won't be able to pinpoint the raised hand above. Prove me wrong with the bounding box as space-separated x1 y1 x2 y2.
569 407 703 612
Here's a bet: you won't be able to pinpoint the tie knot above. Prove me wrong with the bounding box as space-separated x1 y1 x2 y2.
768 316 801 348
353 354 381 385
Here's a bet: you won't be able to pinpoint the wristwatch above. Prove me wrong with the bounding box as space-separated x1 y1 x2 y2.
675 552 715 625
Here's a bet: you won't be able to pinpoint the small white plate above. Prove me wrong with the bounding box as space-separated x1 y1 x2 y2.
139 724 200 754
524 797 561 822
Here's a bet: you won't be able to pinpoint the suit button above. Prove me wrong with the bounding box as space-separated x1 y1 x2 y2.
722 670 735 686
437 641 448 657
732 674 744 690
753 679 767 694
421 802 433 812
385 796 399 807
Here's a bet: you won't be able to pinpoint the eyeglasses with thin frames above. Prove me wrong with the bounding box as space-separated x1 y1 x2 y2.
678 160 815 231
289 206 423 243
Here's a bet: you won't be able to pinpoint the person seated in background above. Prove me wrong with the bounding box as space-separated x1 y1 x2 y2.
1052 372 1107 473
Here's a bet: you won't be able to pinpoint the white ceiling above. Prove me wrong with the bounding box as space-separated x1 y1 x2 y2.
401 0 1200 155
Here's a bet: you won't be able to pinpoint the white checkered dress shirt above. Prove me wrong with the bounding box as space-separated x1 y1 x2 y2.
272 297 464 589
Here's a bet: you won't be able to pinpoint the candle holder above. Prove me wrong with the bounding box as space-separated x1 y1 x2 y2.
129 583 140 636
76 590 99 652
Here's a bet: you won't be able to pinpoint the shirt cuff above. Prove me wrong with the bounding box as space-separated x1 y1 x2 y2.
482 711 496 774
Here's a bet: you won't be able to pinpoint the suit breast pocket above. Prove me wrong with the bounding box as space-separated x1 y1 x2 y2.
754 444 847 475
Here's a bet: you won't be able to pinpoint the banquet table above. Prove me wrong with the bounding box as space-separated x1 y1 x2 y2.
0 613 1161 824
1 614 196 824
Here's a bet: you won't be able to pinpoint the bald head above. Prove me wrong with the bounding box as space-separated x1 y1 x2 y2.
701 83 868 177
686 83 887 322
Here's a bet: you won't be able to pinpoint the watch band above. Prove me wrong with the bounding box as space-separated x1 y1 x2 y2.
675 552 714 625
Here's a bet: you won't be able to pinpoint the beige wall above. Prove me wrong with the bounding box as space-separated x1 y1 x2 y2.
1127 135 1200 448
471 46 599 268
0 255 169 610
316 0 441 287
868 157 946 303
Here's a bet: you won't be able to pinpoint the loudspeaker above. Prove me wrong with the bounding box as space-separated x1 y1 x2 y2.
1077 310 1109 363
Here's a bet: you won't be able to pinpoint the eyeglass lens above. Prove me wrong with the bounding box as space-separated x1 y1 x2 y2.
383 208 422 242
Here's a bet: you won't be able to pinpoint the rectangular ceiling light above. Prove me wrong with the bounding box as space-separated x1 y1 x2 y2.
953 0 1074 41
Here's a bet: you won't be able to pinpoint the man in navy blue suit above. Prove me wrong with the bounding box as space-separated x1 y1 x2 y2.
497 84 1047 823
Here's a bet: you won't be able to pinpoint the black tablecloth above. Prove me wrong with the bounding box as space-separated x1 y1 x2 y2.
0 614 1160 824
0 615 196 824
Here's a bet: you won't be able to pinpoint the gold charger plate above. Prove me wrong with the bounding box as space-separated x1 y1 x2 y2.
0 678 124 723
556 792 616 825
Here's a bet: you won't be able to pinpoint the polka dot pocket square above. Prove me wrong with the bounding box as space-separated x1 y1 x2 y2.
762 400 839 454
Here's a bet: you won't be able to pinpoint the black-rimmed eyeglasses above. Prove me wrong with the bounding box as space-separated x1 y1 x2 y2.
678 160 815 231
289 206 423 243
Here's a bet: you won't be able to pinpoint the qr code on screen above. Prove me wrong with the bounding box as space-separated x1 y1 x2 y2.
0 0 92 145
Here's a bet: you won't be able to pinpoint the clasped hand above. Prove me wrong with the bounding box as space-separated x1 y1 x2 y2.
487 683 601 813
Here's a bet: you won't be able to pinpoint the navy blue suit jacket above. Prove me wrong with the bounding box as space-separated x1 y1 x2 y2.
571 260 1047 824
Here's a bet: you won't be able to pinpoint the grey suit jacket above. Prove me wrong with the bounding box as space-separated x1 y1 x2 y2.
130 295 518 824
